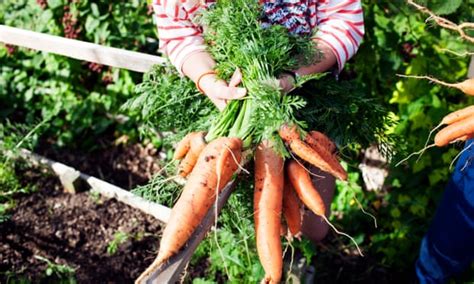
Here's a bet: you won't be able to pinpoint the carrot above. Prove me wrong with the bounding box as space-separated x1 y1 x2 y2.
173 132 194 160
287 139 347 181
455 134 473 142
282 179 302 237
278 124 300 142
279 125 346 180
286 160 325 217
306 132 346 178
307 131 336 154
177 132 207 177
254 140 284 284
398 75 474 96
434 116 474 147
453 78 474 96
136 137 242 283
440 105 474 125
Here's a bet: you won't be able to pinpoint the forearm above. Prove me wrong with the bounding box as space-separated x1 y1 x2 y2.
279 41 337 92
295 41 337 75
182 51 217 83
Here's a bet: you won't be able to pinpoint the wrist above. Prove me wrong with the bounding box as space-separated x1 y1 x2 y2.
196 71 218 94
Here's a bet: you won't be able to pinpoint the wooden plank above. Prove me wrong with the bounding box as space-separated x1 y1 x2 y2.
140 180 238 284
0 25 166 73
83 174 172 223
469 55 474 79
19 149 172 223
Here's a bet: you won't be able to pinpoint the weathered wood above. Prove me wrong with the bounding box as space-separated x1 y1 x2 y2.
469 55 474 79
141 180 238 284
0 25 166 73
19 149 172 223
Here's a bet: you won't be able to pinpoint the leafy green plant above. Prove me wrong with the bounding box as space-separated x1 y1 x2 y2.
0 120 46 222
107 231 130 255
0 0 157 148
88 190 102 204
34 255 76 283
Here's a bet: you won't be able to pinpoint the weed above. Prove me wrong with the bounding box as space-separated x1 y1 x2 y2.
107 231 130 255
34 255 76 282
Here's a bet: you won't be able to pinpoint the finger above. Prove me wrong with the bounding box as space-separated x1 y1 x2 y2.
214 99 227 111
229 68 243 87
212 87 247 100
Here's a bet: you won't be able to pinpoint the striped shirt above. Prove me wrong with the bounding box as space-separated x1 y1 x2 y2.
152 0 364 73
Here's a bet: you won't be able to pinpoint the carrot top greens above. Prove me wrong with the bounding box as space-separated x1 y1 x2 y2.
125 0 394 156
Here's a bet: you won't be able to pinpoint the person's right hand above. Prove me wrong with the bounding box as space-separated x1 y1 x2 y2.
199 69 247 111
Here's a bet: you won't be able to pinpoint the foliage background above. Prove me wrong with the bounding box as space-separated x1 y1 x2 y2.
1 0 473 282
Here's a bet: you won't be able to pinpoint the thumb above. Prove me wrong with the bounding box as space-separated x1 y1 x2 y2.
221 87 246 100
229 68 243 87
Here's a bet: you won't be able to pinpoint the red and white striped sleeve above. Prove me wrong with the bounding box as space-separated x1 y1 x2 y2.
152 0 209 74
315 0 365 71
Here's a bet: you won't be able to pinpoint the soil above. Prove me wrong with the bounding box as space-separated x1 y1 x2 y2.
36 136 162 190
0 171 163 283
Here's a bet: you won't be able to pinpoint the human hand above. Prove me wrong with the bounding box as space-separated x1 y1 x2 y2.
199 68 247 111
278 72 297 94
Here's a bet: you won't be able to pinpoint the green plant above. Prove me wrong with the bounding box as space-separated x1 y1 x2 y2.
0 0 157 148
106 231 129 255
0 120 46 222
34 255 76 282
88 190 102 204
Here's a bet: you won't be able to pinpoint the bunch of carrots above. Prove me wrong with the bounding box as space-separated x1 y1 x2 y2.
134 0 371 282
136 123 348 283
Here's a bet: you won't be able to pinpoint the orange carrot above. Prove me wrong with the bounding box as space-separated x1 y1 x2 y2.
453 78 474 96
286 160 325 217
435 116 474 147
282 179 302 237
307 131 336 154
440 105 474 125
173 132 193 160
278 124 300 142
455 134 473 142
290 139 346 181
177 132 207 177
136 137 242 282
279 125 347 180
254 140 284 284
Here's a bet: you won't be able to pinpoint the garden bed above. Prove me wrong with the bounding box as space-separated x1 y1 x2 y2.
0 168 163 283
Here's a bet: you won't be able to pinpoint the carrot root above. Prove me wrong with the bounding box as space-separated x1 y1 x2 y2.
286 160 326 217
395 144 436 167
435 116 474 147
254 140 284 284
282 179 302 237
137 137 242 282
321 215 364 257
